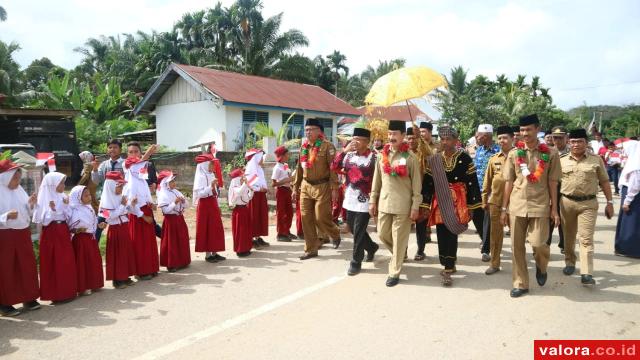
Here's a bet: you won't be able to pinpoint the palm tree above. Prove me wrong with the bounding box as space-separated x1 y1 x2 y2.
326 50 349 96
0 6 7 21
0 40 23 103
448 66 468 96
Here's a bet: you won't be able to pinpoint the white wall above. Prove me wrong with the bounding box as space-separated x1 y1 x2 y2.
155 100 226 151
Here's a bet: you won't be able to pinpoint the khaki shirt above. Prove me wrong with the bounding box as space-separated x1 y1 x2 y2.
370 148 422 215
503 143 562 217
560 153 608 197
482 151 509 207
293 139 339 191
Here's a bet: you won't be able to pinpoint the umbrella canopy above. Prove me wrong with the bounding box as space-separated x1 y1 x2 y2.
365 66 447 107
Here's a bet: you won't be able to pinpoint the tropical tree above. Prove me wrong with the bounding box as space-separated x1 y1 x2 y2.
0 6 7 22
326 50 349 96
0 40 23 105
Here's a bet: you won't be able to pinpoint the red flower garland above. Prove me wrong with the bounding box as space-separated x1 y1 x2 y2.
300 134 324 169
381 143 410 177
515 141 550 183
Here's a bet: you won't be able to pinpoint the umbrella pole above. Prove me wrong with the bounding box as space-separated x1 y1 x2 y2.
405 100 416 126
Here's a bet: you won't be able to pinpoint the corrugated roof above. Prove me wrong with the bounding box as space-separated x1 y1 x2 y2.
172 64 360 116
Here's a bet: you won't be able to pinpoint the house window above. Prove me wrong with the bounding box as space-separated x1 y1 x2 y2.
242 110 269 144
317 118 333 141
282 113 304 141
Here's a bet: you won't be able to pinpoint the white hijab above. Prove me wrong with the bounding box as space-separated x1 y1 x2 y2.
245 152 267 190
0 168 31 229
158 174 185 208
620 141 640 188
32 172 67 224
192 161 215 205
69 185 97 232
123 160 152 207
99 179 121 211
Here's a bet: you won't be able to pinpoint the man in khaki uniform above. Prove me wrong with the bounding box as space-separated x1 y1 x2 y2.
482 125 514 275
419 122 438 154
293 118 341 260
547 126 570 251
560 128 614 286
369 120 422 287
501 114 562 298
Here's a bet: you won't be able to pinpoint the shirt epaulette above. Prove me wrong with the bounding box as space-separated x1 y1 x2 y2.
560 152 570 158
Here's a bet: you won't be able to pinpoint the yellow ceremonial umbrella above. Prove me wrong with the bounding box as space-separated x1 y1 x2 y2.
364 66 447 123
365 66 447 107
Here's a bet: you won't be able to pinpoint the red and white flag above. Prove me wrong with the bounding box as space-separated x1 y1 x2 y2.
36 153 56 172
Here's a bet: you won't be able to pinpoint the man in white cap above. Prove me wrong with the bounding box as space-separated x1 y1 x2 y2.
473 124 500 262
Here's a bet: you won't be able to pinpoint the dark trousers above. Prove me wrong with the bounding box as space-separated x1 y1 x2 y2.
607 167 621 194
346 210 376 265
480 208 491 254
546 188 564 249
472 208 484 242
95 216 106 241
436 224 458 270
416 219 428 254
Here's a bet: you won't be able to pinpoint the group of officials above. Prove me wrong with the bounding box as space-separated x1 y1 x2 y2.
294 114 617 297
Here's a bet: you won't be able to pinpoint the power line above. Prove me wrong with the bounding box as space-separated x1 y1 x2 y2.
556 80 640 91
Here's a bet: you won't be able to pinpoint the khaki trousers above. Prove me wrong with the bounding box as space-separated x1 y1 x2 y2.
560 197 597 275
300 182 340 253
377 211 411 278
509 215 550 289
488 205 505 269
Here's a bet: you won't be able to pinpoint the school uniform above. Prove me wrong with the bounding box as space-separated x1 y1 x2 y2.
193 154 226 258
158 172 191 270
272 161 293 237
228 170 254 255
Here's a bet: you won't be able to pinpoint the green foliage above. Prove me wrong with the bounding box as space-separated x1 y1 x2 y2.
566 105 640 139
436 67 568 140
75 115 150 153
0 40 24 105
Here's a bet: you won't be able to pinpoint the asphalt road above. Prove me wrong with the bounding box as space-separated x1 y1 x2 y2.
1 194 639 359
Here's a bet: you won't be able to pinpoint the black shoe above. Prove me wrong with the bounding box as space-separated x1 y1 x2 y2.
237 251 252 257
257 238 270 247
581 274 596 285
252 240 263 250
536 267 547 286
205 255 219 263
332 238 341 249
562 265 575 276
22 300 41 311
299 252 318 260
167 268 177 273
0 305 21 317
214 254 226 261
277 235 292 242
288 233 298 240
365 243 379 262
347 263 361 276
139 274 153 281
481 253 491 262
510 288 529 298
113 280 127 289
386 277 400 287
125 278 135 286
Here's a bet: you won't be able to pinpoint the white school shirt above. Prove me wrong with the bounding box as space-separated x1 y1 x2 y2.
229 179 254 207
271 162 291 188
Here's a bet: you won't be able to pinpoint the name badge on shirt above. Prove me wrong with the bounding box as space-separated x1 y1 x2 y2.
398 158 407 166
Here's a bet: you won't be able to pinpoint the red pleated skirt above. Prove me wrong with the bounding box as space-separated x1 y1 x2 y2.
106 223 137 281
249 191 269 237
276 187 293 236
72 232 104 293
128 205 159 276
39 222 77 301
160 214 191 268
195 195 225 252
232 206 253 253
296 196 304 237
0 228 39 305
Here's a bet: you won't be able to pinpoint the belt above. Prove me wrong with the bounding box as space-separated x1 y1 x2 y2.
51 220 66 224
562 193 596 202
304 178 329 186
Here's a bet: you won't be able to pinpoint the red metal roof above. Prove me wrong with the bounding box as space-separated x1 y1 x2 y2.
176 64 361 116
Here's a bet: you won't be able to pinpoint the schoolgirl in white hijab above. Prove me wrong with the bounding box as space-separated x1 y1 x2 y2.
123 158 153 213
68 185 99 235
32 172 70 225
158 171 188 214
192 153 217 206
0 163 35 229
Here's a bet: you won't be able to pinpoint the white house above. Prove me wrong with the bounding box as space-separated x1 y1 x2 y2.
133 63 361 151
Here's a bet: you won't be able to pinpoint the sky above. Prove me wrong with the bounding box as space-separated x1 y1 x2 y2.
2 0 640 114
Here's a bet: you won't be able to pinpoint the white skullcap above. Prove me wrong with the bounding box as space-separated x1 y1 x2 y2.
477 124 493 133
